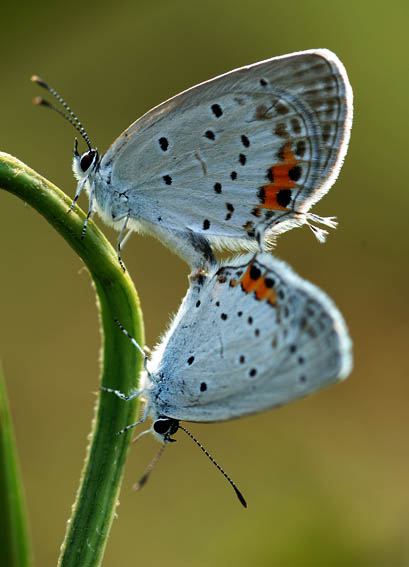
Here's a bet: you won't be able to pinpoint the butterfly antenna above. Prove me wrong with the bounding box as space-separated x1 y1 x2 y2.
31 75 92 150
178 425 247 508
133 443 167 491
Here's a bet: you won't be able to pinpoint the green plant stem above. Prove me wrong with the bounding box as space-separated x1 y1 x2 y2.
0 364 31 567
0 152 144 567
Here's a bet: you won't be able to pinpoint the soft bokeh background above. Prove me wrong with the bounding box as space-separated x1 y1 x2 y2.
1 1 408 565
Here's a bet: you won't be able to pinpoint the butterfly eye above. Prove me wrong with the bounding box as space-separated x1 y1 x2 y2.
153 417 179 436
80 150 96 172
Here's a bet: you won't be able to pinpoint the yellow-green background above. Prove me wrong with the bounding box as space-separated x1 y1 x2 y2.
1 1 408 565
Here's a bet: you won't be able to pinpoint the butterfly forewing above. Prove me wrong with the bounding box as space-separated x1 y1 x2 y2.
100 49 352 253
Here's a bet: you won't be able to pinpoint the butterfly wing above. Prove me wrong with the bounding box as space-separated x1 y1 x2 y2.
148 253 352 423
99 49 352 256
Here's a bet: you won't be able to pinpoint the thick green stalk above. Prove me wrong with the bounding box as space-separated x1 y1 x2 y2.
0 152 144 566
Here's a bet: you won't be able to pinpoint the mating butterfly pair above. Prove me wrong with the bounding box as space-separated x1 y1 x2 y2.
34 49 353 506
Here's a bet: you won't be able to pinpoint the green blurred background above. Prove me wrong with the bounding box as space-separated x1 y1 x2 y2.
1 0 408 565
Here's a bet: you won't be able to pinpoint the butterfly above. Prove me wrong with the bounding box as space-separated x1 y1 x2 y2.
104 252 352 505
33 49 353 270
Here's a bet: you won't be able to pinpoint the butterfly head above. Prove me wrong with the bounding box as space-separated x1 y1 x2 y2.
72 137 99 182
152 416 179 444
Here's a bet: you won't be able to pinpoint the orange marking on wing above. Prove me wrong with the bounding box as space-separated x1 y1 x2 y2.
239 268 277 304
268 292 277 306
254 276 269 300
259 143 299 211
261 185 291 210
253 276 272 301
240 263 258 293
254 277 277 304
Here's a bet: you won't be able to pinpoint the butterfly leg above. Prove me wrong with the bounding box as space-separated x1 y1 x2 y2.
68 175 88 213
115 404 152 437
80 181 95 239
100 386 142 401
116 211 131 271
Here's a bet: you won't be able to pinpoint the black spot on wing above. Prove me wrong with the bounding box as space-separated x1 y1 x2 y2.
296 140 306 157
276 189 292 207
211 103 223 118
204 130 215 140
249 265 261 280
288 165 302 182
241 134 250 147
159 137 169 151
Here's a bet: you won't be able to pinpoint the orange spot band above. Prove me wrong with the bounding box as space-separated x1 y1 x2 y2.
240 264 258 293
239 265 277 305
259 143 299 211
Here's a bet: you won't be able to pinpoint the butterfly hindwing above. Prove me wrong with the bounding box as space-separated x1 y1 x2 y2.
147 252 352 422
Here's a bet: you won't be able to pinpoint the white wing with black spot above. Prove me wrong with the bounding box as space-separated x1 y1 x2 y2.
93 50 352 266
146 253 352 423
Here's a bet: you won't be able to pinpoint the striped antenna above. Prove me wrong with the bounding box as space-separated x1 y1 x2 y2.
31 75 92 150
179 425 247 508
